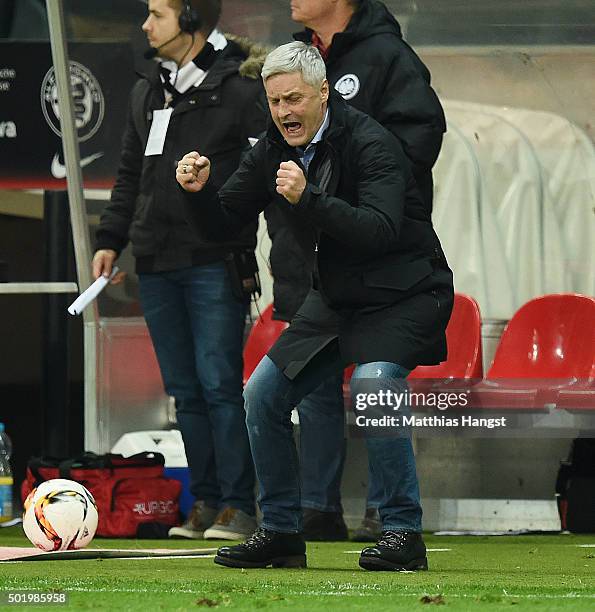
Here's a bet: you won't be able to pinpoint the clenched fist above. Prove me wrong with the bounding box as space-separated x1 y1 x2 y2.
176 151 211 193
276 161 306 205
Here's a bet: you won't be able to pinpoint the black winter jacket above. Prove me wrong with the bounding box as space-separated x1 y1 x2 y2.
184 94 453 371
95 41 266 273
267 0 446 320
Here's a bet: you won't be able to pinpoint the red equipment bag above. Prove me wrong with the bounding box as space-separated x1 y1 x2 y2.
21 452 182 537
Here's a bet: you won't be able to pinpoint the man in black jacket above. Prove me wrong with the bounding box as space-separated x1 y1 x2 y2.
177 42 453 571
265 0 447 541
93 0 266 541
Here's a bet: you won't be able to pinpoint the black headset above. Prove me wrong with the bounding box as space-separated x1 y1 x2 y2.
178 0 202 33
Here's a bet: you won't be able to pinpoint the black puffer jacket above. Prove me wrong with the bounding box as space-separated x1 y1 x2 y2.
96 40 267 273
184 93 452 370
266 0 446 320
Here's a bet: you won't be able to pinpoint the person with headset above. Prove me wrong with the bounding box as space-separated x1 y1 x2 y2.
92 0 267 541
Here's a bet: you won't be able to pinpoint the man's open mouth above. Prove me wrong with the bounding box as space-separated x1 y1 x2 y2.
283 121 303 135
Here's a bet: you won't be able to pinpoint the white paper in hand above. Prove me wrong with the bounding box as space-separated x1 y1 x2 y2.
67 267 119 315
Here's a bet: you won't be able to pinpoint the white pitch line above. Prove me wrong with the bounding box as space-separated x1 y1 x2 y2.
0 555 216 564
27 586 594 600
425 548 452 552
576 544 595 548
292 592 595 599
98 554 216 561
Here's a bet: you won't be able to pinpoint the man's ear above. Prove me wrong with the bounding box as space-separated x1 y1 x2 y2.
320 79 330 103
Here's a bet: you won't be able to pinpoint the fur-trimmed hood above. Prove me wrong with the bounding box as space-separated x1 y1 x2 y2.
224 34 271 80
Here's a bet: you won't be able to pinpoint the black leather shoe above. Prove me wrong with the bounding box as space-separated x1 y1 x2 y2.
359 531 428 571
214 527 307 568
303 509 348 541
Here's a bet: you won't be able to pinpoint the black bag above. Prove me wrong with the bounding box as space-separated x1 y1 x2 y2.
556 438 595 532
22 452 182 537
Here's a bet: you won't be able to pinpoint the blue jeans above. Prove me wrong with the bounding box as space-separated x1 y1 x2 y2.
139 262 255 516
244 354 422 533
298 378 399 513
297 373 346 512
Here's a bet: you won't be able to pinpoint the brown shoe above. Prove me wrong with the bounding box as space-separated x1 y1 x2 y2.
168 500 218 539
351 507 382 542
203 507 257 540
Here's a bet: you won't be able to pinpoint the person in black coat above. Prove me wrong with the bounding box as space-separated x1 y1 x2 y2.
177 41 453 571
93 0 268 542
266 0 447 541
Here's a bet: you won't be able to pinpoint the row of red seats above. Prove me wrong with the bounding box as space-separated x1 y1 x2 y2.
243 294 595 411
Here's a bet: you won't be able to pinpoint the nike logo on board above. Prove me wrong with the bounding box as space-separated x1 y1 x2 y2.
50 152 104 179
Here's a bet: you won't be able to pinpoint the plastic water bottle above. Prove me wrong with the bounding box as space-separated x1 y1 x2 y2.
0 422 13 523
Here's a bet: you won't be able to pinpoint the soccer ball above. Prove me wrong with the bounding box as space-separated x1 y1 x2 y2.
23 478 98 551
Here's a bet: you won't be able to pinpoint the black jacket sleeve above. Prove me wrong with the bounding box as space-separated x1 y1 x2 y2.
294 134 405 256
228 77 268 250
184 140 270 241
94 88 144 254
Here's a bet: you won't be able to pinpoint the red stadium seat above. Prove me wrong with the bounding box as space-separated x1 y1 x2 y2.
471 294 595 410
555 380 595 411
343 364 355 404
243 303 288 385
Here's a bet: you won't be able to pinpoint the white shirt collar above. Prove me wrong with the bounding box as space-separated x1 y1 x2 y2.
308 107 330 147
208 29 228 51
159 29 228 94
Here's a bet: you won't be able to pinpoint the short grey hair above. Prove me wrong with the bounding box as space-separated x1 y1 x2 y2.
261 42 326 88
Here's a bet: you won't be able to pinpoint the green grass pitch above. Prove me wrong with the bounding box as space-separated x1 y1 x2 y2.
1 526 594 610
